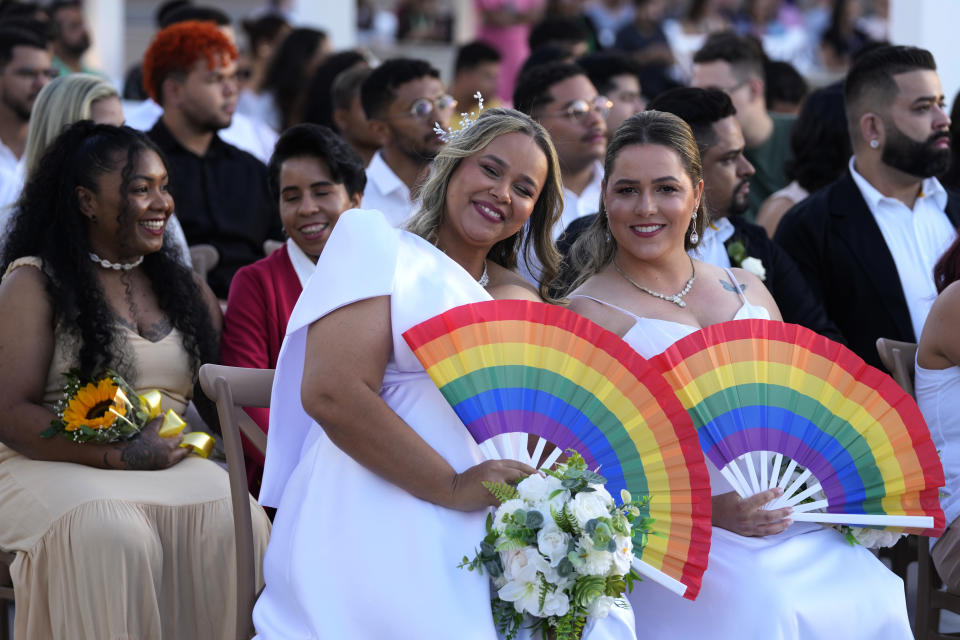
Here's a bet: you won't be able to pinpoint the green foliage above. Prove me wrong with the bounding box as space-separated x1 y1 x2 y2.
551 503 582 537
483 480 520 503
492 598 524 640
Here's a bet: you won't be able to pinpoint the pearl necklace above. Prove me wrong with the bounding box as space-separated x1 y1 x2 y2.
477 260 489 287
89 252 144 271
614 257 696 308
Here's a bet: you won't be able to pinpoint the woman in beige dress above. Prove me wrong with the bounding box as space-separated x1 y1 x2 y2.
0 121 270 639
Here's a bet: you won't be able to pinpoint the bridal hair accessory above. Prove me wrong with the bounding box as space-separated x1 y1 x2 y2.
689 210 699 244
403 300 713 600
614 256 696 308
89 252 144 271
434 92 484 144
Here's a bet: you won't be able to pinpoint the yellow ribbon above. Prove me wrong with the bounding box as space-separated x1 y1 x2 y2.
180 432 215 458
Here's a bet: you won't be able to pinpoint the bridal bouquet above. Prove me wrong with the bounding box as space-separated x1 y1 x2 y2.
41 369 186 444
460 452 653 640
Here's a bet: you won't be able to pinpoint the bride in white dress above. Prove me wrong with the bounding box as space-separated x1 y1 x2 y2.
254 109 636 639
565 110 912 639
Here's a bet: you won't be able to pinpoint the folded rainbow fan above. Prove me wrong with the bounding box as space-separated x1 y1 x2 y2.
649 319 945 536
403 299 712 600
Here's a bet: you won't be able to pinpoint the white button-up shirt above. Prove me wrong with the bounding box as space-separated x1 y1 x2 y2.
556 160 604 239
363 151 414 228
849 157 957 339
690 217 736 268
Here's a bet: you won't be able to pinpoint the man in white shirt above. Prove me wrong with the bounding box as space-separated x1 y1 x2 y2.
360 58 453 227
514 62 609 240
0 27 54 203
776 45 959 370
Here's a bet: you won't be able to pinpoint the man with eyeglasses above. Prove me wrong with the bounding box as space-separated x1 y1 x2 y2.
691 31 794 220
514 61 609 241
577 51 646 138
360 58 454 227
0 26 54 207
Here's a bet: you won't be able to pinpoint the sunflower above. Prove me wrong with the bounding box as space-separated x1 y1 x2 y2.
61 378 127 432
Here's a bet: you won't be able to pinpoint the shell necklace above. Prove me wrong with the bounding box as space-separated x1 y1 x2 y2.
614 257 696 308
89 252 144 271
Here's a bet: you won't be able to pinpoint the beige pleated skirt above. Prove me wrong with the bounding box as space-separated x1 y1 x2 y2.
0 443 271 640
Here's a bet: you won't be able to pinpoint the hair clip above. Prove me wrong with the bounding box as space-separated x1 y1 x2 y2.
434 92 484 144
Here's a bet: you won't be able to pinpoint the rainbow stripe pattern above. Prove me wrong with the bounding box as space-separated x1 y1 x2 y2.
403 300 713 599
650 319 945 536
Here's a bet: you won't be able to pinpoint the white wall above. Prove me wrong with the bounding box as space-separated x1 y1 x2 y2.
292 0 357 49
890 0 960 110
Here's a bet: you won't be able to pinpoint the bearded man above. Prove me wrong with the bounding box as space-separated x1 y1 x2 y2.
776 45 960 370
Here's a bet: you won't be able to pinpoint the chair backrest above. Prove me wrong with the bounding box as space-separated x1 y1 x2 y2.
876 338 918 398
198 364 274 640
189 244 220 282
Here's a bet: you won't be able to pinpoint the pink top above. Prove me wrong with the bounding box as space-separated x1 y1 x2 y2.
475 0 546 103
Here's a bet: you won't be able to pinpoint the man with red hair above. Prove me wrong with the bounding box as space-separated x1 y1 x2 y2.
143 20 281 298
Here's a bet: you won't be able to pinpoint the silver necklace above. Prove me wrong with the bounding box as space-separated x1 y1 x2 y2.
477 260 489 287
614 257 696 308
89 252 144 271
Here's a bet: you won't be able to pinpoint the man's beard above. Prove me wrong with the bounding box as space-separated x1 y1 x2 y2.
727 178 751 216
1 89 32 123
882 123 951 178
63 35 91 58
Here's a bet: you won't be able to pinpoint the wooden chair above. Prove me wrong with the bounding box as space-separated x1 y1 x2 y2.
916 537 960 639
0 550 13 640
876 337 918 398
198 364 274 640
189 244 220 282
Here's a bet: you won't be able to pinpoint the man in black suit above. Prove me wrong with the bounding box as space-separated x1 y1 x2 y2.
775 45 959 370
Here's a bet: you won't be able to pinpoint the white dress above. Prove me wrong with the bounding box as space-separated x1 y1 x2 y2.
916 359 960 527
574 270 912 640
254 209 636 639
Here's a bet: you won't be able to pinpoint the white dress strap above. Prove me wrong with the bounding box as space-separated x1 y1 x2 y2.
569 294 644 322
723 268 749 305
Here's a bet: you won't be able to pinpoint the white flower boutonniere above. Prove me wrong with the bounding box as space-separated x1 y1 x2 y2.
740 256 766 281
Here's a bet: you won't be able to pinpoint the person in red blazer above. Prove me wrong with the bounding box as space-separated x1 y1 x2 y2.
221 124 365 492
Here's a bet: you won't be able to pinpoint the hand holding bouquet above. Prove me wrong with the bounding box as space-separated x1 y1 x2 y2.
460 452 654 640
41 369 187 444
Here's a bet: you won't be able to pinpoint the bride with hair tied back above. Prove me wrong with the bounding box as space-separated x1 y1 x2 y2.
254 107 637 639
565 110 913 639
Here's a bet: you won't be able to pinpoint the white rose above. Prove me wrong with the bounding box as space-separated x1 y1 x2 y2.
612 535 634 575
570 491 611 527
517 473 551 503
740 256 766 281
578 536 614 575
504 546 548 584
493 499 524 531
537 524 571 566
587 595 616 619
849 527 906 549
589 484 614 507
543 475 570 511
540 589 571 617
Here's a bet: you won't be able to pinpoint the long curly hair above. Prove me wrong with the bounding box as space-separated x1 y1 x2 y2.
1 122 218 382
405 108 564 302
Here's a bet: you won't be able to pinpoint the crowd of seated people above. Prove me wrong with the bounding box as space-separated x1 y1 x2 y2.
2 1 959 639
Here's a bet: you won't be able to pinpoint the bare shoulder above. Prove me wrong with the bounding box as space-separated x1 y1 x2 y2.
0 262 51 317
566 278 635 337
920 281 960 366
487 264 540 301
729 267 782 321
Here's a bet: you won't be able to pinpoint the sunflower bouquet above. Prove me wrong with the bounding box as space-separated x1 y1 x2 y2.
40 369 185 444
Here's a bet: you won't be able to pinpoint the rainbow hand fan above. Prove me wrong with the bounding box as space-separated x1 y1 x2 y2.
403 299 712 600
649 319 945 536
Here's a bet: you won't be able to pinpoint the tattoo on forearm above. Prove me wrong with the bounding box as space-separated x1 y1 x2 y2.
119 436 166 470
720 279 747 293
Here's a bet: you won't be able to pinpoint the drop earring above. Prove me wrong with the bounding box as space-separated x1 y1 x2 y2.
689 210 699 244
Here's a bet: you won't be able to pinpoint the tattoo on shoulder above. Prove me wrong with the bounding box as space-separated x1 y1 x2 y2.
719 279 747 293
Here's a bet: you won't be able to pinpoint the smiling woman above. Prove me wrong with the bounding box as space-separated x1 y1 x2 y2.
0 121 270 639
220 123 365 491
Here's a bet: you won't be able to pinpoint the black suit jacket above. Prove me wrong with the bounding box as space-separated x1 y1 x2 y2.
554 215 844 343
726 216 843 342
774 171 960 370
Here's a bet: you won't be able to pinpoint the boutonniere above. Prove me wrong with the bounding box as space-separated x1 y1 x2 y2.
727 240 766 281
